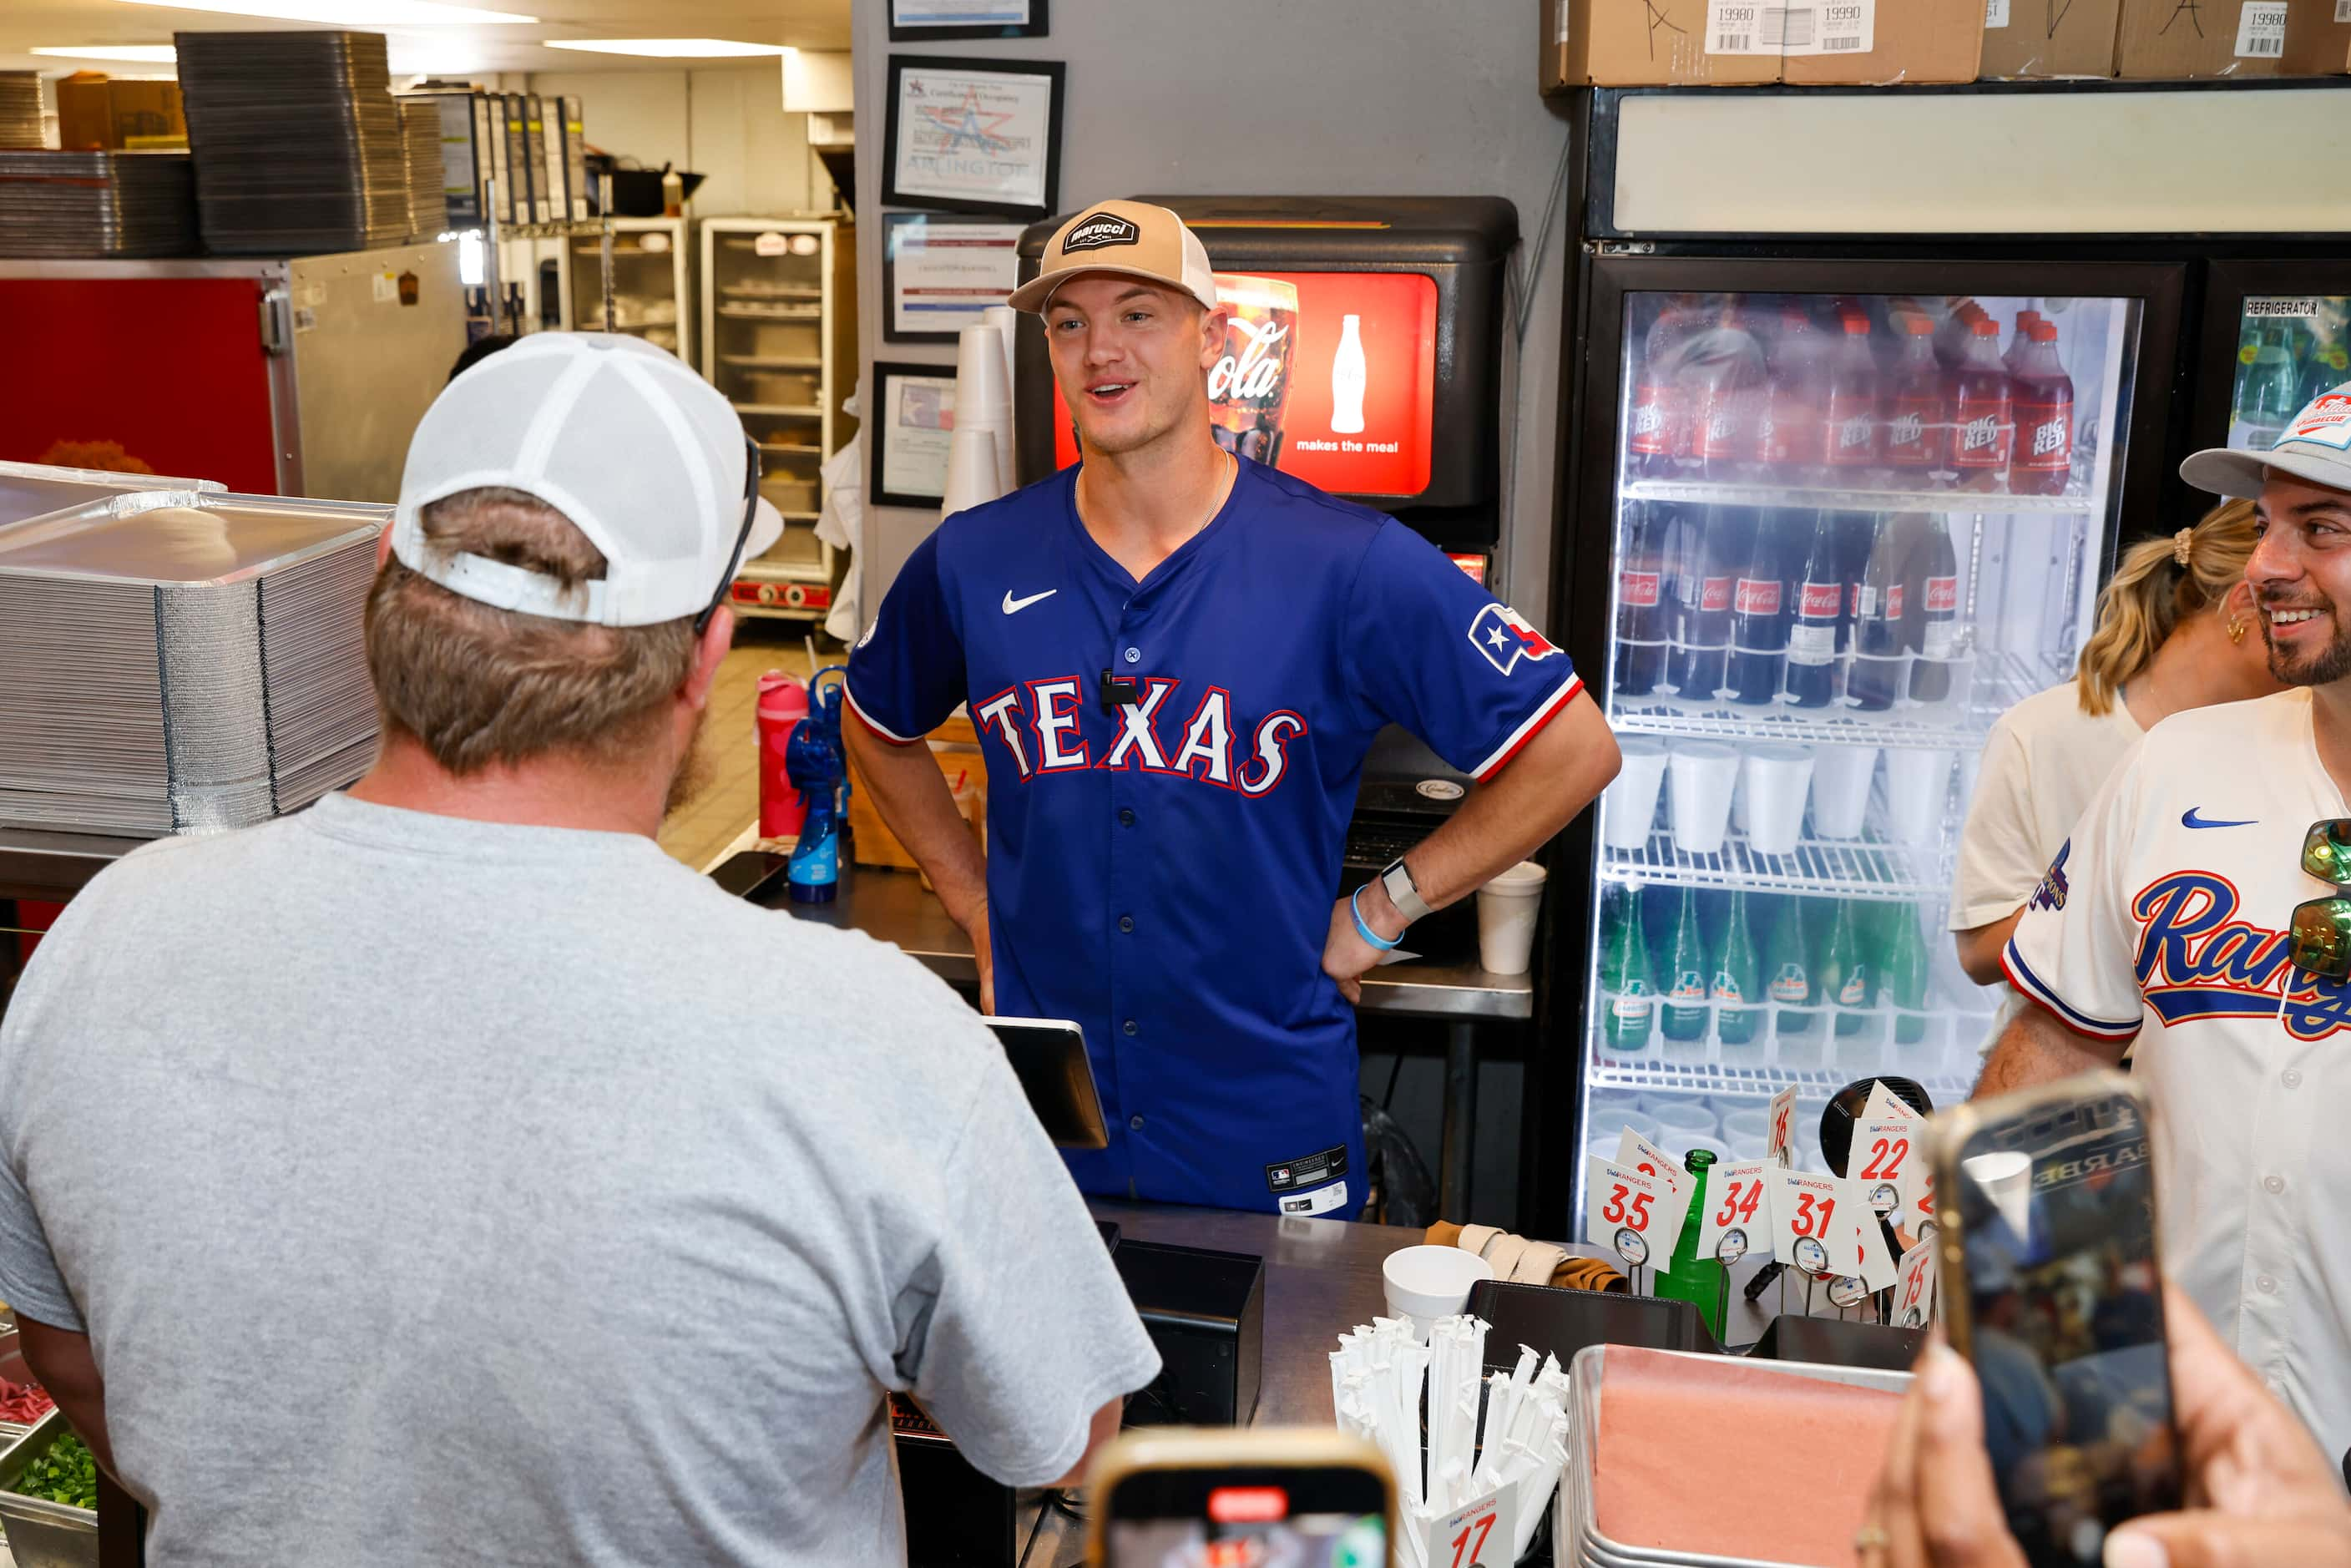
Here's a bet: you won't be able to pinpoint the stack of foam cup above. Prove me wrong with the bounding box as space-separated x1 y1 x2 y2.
981 303 1019 451
939 427 1001 519
950 321 1014 511
756 672 810 839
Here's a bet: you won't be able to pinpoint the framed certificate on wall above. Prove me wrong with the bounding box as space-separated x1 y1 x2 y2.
882 212 1025 342
870 359 960 508
882 55 1064 221
888 0 1049 41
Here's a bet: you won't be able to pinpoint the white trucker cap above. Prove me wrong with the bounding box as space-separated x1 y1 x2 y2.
2182 381 2351 502
391 332 781 627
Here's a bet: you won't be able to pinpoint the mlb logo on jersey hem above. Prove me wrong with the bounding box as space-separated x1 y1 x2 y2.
1468 603 1559 676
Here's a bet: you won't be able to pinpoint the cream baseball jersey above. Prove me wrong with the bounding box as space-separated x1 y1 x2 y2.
2004 688 2351 1466
846 460 1582 1216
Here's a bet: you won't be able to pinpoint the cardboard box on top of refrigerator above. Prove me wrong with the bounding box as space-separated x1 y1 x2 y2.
1540 0 1782 88
1978 0 2124 77
1782 0 1990 83
2281 0 2351 72
2113 0 2292 77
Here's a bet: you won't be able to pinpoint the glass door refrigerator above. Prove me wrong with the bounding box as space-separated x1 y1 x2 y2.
2188 260 2351 462
1554 256 2184 1237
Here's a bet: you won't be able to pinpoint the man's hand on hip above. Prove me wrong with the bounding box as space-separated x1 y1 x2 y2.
1323 883 1406 1006
962 901 995 1015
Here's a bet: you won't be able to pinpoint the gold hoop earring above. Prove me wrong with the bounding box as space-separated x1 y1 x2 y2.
2228 616 2248 645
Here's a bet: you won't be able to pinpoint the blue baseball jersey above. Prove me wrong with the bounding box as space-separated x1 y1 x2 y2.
846 459 1581 1215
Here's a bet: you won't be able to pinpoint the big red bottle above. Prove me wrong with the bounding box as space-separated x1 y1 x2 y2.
1679 309 1766 478
2003 308 2043 374
1784 510 1845 710
1615 501 1671 697
1883 316 1949 488
1727 506 1807 708
1949 317 2015 492
2010 320 2075 498
1755 306 1827 483
1909 517 1964 704
1821 315 1882 477
1626 298 1698 480
1847 514 1908 712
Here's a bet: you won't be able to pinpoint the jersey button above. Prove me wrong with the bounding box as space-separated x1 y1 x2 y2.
1130 1115 1145 1131
1124 647 1140 665
1119 915 1135 933
2283 1069 2304 1089
1123 1019 1139 1036
1119 808 1137 827
2264 1174 2287 1195
2257 1274 2278 1294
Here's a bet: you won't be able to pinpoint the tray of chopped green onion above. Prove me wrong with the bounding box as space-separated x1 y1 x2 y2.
0 1409 99 1568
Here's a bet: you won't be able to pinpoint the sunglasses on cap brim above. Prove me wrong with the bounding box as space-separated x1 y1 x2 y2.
695 433 761 638
2288 818 2351 979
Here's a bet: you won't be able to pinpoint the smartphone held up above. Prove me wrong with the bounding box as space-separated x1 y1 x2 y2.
1930 1071 2183 1567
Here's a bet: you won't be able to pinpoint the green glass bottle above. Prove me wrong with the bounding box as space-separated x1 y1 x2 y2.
1883 899 1931 1045
1651 1147 1728 1343
1819 898 1873 1038
1599 886 1655 1052
1713 889 1762 1049
1660 887 1711 1044
1766 896 1817 1034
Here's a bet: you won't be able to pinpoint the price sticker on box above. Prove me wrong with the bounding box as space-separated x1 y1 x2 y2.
1423 1486 1514 1568
1893 1236 1938 1328
1586 1157 1675 1270
1768 1168 1863 1277
1767 1085 1797 1167
1854 1118 1917 1214
1696 1159 1770 1266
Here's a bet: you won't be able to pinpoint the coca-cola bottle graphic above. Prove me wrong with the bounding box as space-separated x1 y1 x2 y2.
1331 313 1367 435
1208 274 1298 464
1820 315 1883 478
1626 297 1699 480
1754 306 1827 484
1615 500 1671 698
1727 506 1807 708
1678 308 1766 478
1909 516 1964 703
1848 513 1910 712
2010 320 2075 498
1949 316 2016 492
1883 315 1949 489
1668 506 1753 701
1784 509 1846 710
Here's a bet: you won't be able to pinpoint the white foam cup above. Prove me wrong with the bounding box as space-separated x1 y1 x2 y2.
1886 746 1954 846
1382 1244 1494 1338
1667 742 1740 856
1809 743 1880 839
1742 743 1815 857
1603 736 1670 851
1475 860 1548 976
939 425 1002 518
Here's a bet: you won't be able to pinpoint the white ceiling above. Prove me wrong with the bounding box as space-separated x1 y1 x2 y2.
0 0 851 77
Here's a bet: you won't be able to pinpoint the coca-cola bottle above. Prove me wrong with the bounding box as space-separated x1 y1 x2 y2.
1909 516 1964 704
1668 506 1753 701
1626 297 1699 480
1755 306 1827 484
1678 308 1766 479
1848 514 1909 712
2010 320 2075 498
1784 510 1846 710
1820 314 1882 478
1615 501 1671 697
2003 308 2044 374
1883 315 1949 489
1727 506 1806 708
1949 317 2015 493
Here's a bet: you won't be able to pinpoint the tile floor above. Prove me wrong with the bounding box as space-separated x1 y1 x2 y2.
655 618 836 872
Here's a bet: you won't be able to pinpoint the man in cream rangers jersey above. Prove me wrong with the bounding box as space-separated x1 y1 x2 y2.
1993 382 2351 1470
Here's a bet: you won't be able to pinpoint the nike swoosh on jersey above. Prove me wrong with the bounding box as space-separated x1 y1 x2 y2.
2181 808 2258 829
1002 589 1057 615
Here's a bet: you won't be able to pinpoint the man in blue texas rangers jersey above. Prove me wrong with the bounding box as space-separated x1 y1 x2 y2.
1986 382 2351 1468
844 200 1619 1216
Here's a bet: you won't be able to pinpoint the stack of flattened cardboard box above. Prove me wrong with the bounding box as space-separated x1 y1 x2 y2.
1540 0 1987 85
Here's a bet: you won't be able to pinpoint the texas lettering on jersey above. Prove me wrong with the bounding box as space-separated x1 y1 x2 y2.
2131 868 2351 1039
971 675 1309 795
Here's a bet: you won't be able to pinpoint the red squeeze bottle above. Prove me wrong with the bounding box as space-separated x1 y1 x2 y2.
2010 320 2075 498
1883 315 1949 488
1949 317 2015 493
1821 315 1882 475
756 671 811 838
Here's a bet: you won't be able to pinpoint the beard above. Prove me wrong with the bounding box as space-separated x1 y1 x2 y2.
662 703 714 819
2263 606 2351 688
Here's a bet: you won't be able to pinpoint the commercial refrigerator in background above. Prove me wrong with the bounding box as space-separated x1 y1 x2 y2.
570 216 691 365
2188 260 2351 460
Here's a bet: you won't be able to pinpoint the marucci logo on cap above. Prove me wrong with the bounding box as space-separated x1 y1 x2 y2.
1061 211 1140 253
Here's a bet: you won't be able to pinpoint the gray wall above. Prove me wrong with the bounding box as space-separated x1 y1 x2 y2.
848 0 1575 628
528 65 829 219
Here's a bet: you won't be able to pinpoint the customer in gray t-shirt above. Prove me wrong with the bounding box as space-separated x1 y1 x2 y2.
0 333 1160 1566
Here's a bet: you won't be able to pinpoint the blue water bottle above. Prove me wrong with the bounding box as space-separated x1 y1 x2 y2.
786 668 847 903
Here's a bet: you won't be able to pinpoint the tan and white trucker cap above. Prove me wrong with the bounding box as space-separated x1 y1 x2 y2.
1007 199 1219 315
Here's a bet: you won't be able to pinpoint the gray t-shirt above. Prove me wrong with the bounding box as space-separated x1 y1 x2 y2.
0 792 1159 1565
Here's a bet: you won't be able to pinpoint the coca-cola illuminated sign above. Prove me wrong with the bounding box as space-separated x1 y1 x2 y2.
1054 270 1438 498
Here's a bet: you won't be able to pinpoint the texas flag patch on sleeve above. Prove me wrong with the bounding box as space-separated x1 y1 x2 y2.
1468 603 1560 676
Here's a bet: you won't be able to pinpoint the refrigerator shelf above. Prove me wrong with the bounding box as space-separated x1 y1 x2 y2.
1619 478 2100 516
1606 648 2068 751
1585 1052 1977 1112
1600 827 1948 902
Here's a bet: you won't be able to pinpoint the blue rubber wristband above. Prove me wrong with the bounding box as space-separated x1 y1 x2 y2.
1352 885 1403 952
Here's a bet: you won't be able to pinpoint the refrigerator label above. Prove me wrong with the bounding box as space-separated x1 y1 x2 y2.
1985 0 2010 28
2246 296 2323 320
1054 271 1438 499
2235 0 2287 56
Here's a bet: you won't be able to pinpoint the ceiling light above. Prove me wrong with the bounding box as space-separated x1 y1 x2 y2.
545 38 791 58
30 44 181 61
111 0 537 25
